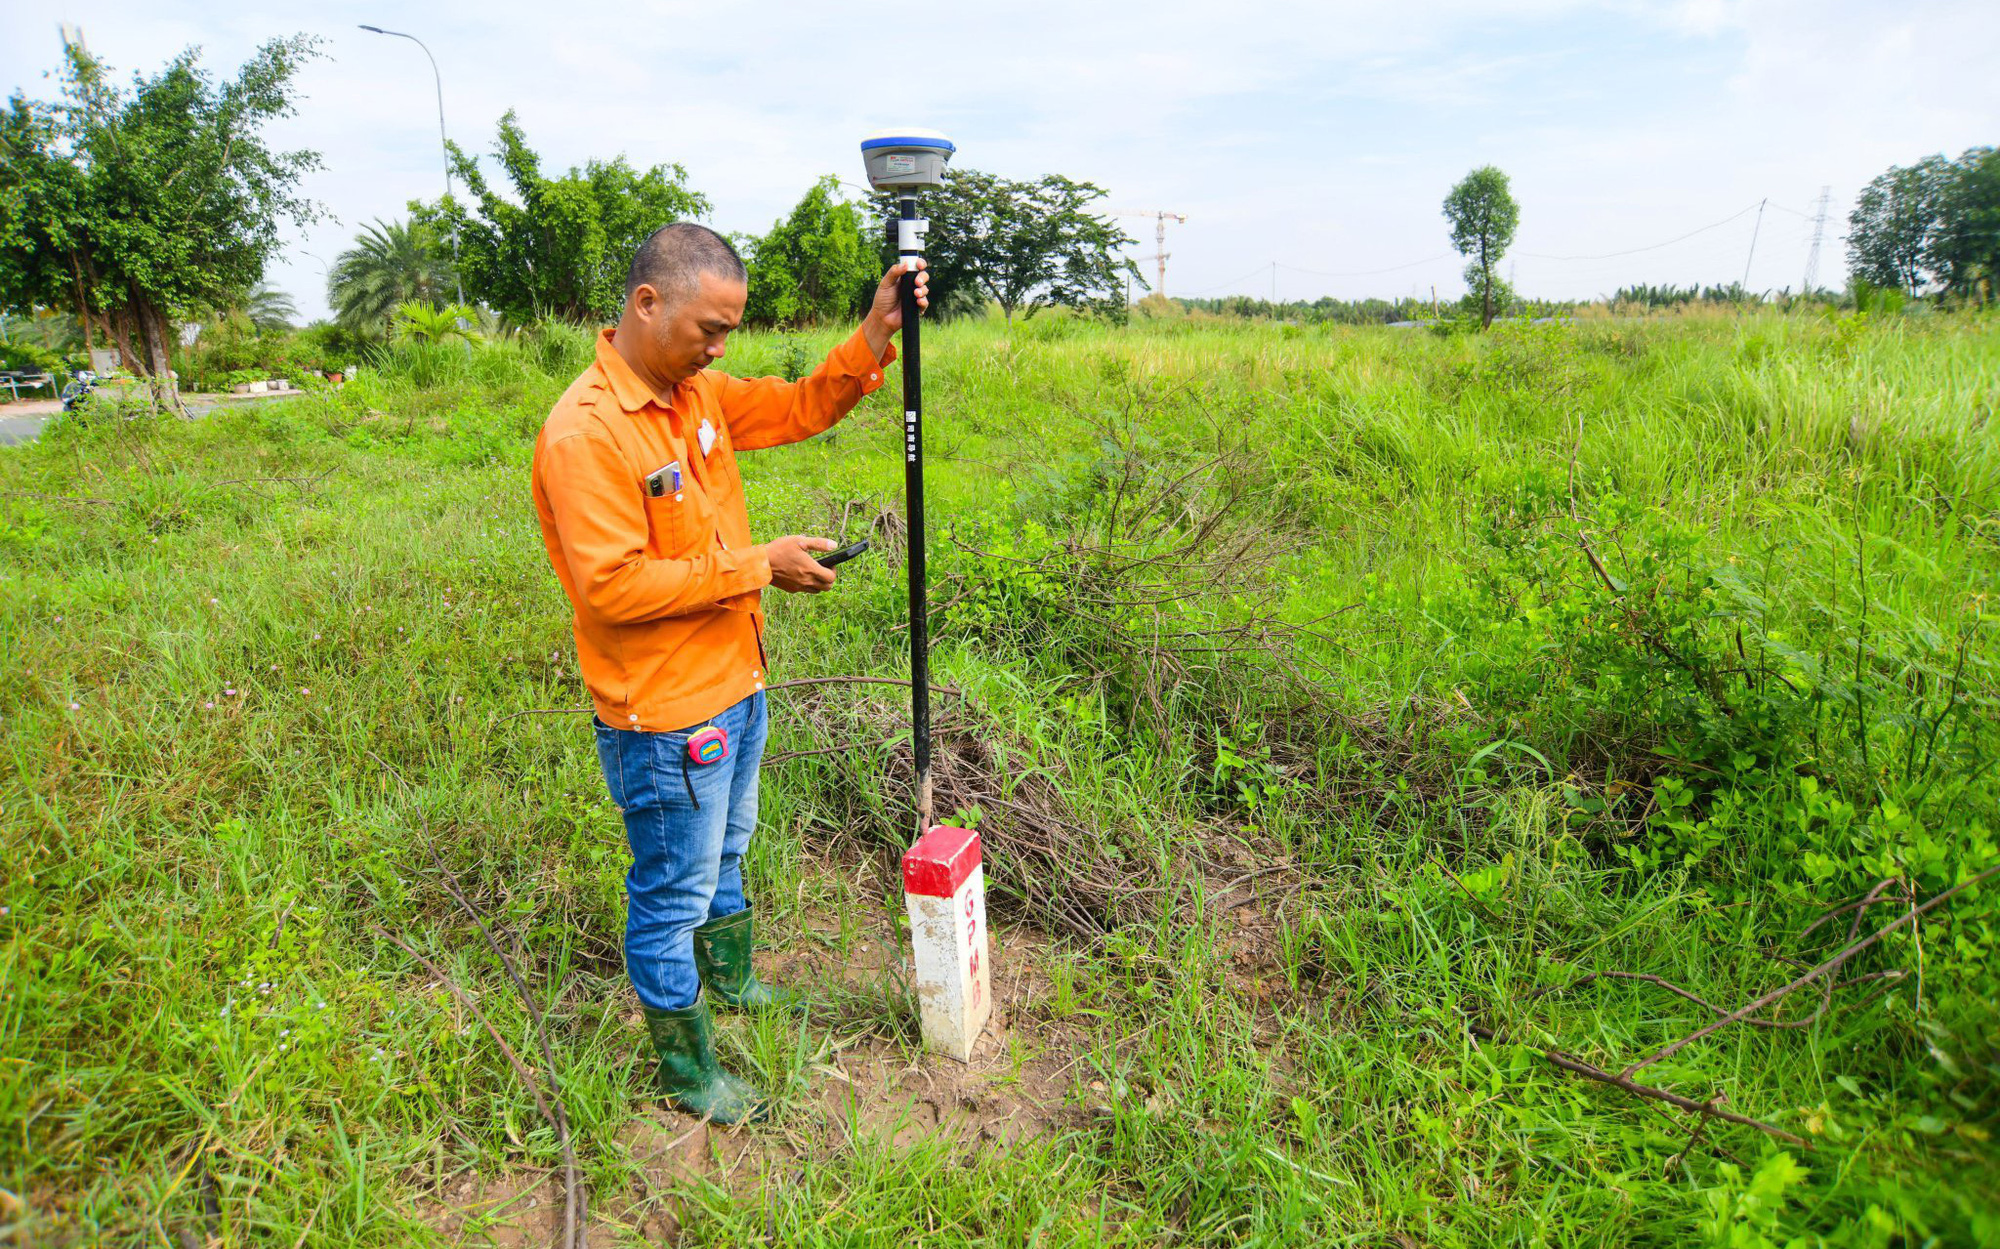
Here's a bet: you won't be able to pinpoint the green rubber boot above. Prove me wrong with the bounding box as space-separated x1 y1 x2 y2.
693 908 804 1012
641 1000 768 1125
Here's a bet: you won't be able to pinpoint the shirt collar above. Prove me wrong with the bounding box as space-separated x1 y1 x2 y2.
595 327 668 414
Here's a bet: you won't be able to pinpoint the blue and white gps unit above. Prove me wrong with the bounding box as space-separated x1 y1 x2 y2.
860 129 956 191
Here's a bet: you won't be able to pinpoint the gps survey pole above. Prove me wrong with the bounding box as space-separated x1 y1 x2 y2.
862 130 992 1062
861 129 956 838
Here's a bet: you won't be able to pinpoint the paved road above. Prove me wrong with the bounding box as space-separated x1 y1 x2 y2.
0 391 301 447
0 399 62 446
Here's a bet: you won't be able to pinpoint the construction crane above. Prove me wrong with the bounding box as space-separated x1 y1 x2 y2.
1115 210 1187 298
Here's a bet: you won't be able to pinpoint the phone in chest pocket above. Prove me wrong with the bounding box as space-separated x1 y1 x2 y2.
644 461 682 499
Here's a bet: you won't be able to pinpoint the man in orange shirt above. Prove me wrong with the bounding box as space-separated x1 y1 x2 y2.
532 222 927 1124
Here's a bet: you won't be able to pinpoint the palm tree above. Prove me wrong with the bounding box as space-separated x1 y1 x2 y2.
328 220 456 334
245 282 298 333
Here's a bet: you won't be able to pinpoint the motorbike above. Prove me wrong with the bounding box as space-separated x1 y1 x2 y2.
58 370 99 412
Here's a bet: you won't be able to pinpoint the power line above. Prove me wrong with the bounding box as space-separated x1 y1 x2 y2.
1278 253 1452 278
1185 252 1450 298
1182 264 1280 297
1520 202 1762 261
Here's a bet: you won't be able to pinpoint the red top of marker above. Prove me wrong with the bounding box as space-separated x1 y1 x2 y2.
902 825 982 898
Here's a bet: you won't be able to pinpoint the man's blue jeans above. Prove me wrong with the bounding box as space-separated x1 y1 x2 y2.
593 692 768 1011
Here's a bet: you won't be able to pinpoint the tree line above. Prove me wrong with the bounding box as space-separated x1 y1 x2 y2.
364 112 1140 334
5 34 1995 397
0 36 1141 394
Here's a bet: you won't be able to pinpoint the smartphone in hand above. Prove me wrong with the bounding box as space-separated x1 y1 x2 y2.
815 539 872 569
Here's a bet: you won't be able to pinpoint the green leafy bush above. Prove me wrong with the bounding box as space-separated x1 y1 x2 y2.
1428 462 1998 916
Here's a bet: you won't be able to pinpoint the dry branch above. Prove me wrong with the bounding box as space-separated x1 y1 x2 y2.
1432 856 1505 926
1565 412 1714 693
211 470 334 494
1496 864 1998 1154
1531 969 1827 1030
1 489 121 507
1621 860 2000 1079
764 739 890 765
374 927 560 1135
764 675 963 699
1467 1023 1808 1148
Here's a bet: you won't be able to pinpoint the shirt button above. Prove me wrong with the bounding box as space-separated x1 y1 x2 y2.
752 670 762 678
868 373 878 382
628 714 638 722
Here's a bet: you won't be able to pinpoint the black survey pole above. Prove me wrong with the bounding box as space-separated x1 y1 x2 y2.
861 128 954 840
897 192 933 833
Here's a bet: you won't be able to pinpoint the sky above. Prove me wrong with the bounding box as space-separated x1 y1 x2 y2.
6 0 1997 321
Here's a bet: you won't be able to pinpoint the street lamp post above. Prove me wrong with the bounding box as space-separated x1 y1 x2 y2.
358 24 464 306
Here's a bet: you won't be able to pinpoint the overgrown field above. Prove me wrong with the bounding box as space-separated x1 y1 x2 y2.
3 309 1997 1246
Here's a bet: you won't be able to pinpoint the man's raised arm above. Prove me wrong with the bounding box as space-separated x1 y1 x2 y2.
718 259 929 450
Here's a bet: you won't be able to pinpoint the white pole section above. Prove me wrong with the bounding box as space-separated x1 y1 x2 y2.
901 825 991 1062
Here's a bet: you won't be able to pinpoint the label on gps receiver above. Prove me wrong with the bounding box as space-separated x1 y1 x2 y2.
885 154 917 174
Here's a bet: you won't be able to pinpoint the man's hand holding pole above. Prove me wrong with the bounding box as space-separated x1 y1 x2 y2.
861 258 930 359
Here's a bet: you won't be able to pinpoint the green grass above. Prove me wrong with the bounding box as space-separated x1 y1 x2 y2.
3 308 1998 1246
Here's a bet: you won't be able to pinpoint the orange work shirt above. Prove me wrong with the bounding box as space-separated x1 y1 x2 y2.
531 325 894 732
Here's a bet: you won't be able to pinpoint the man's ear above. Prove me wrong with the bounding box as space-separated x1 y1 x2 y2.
630 283 659 323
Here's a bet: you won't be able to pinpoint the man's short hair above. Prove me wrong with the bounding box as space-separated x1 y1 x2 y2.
625 222 747 306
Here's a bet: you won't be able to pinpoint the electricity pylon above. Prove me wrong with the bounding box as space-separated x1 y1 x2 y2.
1802 186 1832 294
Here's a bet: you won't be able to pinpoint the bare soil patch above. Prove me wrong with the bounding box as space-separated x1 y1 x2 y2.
410 902 1095 1245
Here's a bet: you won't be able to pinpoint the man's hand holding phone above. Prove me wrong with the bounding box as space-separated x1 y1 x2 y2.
765 535 839 594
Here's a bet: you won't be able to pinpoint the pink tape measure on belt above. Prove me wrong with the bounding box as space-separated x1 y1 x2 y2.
687 725 728 765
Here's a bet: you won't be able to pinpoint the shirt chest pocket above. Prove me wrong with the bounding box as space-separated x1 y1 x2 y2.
642 480 715 558
704 443 741 507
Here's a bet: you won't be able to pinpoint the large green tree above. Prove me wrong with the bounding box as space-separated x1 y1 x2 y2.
743 176 874 327
873 170 1140 324
1442 166 1521 329
1847 156 1949 296
0 36 321 395
1846 148 1999 302
1927 147 2000 302
327 218 456 334
416 111 708 324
